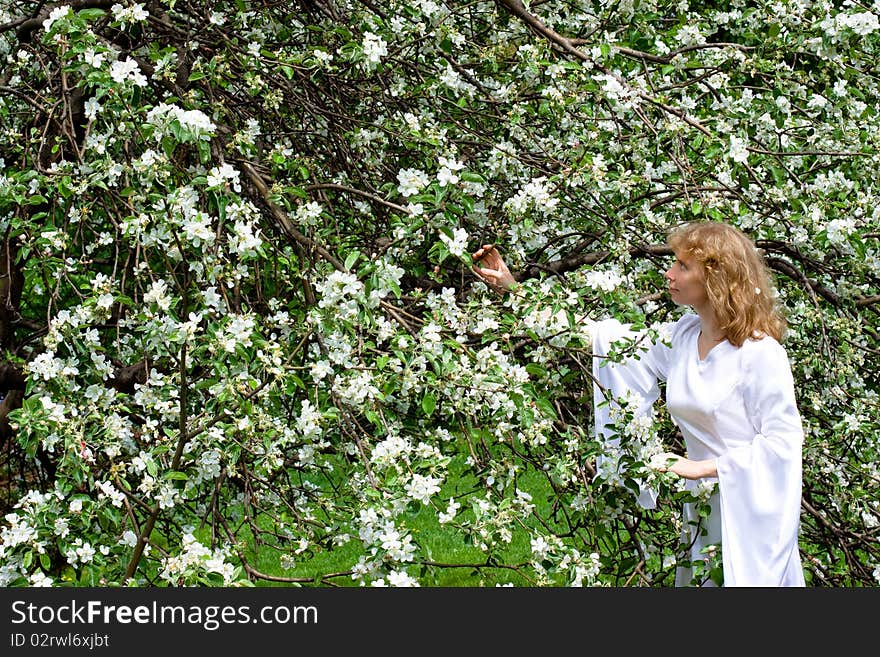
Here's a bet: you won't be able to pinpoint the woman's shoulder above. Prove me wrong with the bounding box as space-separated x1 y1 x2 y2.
593 311 697 340
673 312 701 330
666 312 700 341
739 332 791 367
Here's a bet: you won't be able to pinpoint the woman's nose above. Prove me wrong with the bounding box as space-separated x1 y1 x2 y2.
664 267 673 280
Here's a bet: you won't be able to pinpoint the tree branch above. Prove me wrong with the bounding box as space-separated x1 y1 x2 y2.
241 162 346 272
15 0 118 42
496 0 711 136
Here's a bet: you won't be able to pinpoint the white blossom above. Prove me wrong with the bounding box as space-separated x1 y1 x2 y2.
110 58 148 87
397 168 430 197
728 135 749 163
43 5 71 32
362 32 388 68
111 3 149 24
439 227 469 257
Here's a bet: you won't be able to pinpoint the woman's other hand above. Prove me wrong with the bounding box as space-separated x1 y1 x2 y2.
651 452 718 480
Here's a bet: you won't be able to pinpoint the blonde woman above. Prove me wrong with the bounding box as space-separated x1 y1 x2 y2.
472 222 805 587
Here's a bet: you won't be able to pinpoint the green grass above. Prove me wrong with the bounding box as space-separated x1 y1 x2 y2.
243 456 554 587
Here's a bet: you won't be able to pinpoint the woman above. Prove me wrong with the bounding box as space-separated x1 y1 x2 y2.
471 221 806 587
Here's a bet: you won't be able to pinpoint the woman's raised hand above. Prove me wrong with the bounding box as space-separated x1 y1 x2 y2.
471 244 518 294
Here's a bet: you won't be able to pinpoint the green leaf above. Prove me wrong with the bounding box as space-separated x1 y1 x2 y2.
344 250 360 271
460 172 485 184
525 363 546 378
365 410 382 427
78 8 107 20
285 373 305 393
197 140 211 164
710 565 724 586
161 137 176 158
534 396 556 419
422 392 436 417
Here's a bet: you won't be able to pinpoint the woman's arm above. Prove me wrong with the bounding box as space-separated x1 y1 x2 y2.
713 339 805 586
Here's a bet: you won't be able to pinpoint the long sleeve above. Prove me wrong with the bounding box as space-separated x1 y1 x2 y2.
715 338 805 586
591 316 683 509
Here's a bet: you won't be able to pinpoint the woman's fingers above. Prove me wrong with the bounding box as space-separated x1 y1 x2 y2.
472 265 500 281
471 244 496 261
650 452 681 471
470 264 487 280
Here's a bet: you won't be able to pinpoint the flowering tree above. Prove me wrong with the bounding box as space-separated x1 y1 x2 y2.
0 0 877 587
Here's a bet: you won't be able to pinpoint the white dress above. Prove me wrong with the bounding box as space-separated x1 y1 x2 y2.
591 313 805 587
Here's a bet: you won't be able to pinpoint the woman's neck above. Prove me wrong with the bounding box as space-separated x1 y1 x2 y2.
695 305 725 342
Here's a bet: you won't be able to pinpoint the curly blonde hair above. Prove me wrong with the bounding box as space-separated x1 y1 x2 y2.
668 221 786 347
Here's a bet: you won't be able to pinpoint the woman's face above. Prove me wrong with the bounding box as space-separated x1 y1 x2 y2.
665 253 709 308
